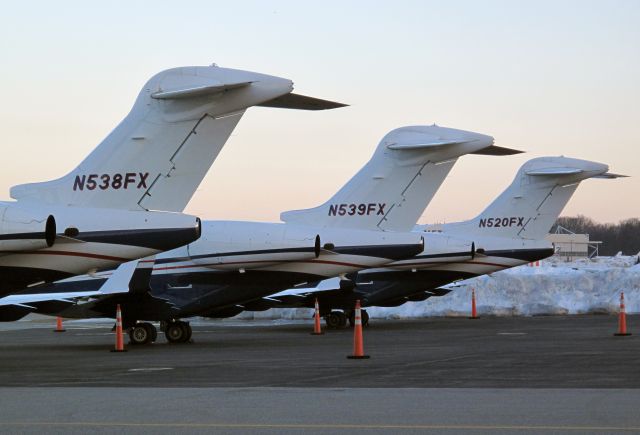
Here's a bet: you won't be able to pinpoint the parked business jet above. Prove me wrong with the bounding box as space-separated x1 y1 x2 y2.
0 125 508 343
0 64 345 296
263 156 624 327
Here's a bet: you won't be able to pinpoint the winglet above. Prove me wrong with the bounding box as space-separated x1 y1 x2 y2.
98 256 156 295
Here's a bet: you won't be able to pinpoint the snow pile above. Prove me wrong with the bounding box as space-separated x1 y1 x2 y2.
369 255 640 318
237 254 640 319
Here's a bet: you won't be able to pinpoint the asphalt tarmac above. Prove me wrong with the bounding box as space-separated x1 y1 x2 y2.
0 315 639 434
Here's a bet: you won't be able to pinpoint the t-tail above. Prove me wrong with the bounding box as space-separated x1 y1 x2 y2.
281 125 519 232
439 156 626 240
10 65 345 212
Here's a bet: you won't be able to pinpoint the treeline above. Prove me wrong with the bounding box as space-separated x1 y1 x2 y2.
552 216 640 256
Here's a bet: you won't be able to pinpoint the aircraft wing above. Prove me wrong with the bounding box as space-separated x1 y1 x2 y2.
0 257 156 321
0 291 102 308
238 277 360 311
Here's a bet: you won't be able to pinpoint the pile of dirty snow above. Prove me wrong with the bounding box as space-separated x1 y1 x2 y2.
237 254 640 319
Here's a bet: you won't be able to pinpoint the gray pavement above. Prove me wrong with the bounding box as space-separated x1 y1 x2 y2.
1 388 640 434
0 315 639 434
0 314 638 388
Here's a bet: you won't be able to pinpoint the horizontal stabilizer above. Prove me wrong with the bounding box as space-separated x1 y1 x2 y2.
441 156 617 240
257 93 347 110
151 81 253 99
593 172 629 179
10 65 301 212
386 139 471 151
471 145 524 156
281 125 497 232
526 167 584 176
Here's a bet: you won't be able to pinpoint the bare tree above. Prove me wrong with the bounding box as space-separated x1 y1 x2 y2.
552 216 640 255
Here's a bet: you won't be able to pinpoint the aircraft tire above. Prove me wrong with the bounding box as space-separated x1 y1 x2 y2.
361 310 369 327
324 312 342 329
165 322 188 343
142 322 157 343
181 322 193 342
337 311 348 328
129 324 152 345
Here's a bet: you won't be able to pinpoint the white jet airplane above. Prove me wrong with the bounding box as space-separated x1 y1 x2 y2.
0 125 511 343
0 64 345 296
263 156 625 327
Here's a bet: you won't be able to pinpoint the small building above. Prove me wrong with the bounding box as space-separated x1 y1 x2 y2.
546 226 601 261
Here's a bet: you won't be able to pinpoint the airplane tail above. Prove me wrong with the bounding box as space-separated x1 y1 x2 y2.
281 125 519 232
10 65 345 212
439 156 625 240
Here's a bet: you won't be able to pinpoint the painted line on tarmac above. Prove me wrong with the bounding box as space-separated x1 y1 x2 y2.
127 368 173 372
74 333 113 336
273 354 474 386
1 422 639 431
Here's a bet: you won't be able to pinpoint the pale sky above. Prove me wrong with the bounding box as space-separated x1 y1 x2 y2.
0 0 638 224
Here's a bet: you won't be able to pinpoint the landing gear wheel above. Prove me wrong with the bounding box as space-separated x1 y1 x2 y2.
336 311 347 328
325 312 341 329
361 310 369 327
165 321 191 343
129 324 152 345
142 322 157 342
180 322 193 342
325 311 348 329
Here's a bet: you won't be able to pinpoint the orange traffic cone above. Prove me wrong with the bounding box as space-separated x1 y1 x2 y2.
53 316 66 332
614 292 632 336
311 298 324 335
347 300 369 359
469 288 479 319
111 304 127 352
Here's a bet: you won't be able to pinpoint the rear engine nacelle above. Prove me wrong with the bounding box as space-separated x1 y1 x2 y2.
0 204 56 251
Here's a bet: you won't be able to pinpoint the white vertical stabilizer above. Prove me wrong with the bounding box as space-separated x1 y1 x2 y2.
10 65 341 212
437 156 621 240
281 125 509 232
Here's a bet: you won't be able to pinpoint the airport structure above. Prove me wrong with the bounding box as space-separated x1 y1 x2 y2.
546 226 601 261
